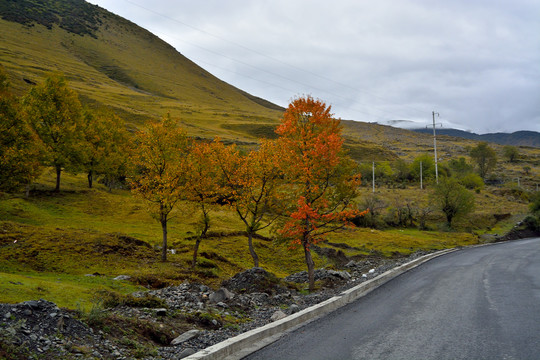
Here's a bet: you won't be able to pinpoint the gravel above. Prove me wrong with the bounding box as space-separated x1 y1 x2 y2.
0 251 432 359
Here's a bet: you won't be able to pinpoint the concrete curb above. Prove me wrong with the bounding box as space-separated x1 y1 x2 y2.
184 248 458 360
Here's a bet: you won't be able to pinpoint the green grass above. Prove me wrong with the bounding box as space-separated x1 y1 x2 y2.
0 167 532 310
0 271 142 310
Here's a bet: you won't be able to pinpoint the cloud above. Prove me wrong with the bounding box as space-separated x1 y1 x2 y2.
88 0 540 133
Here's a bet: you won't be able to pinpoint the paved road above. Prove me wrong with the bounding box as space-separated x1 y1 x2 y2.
244 238 540 360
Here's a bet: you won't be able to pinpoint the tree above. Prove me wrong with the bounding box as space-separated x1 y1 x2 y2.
0 65 42 193
447 157 474 178
212 139 282 267
410 154 435 183
392 159 412 183
130 114 190 262
431 178 475 228
22 74 84 192
469 142 497 180
275 96 365 291
503 145 519 163
185 139 224 268
80 109 129 189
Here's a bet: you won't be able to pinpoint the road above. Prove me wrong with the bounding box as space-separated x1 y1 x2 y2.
244 238 540 360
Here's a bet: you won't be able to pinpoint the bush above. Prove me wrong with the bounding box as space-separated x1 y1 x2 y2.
459 173 484 190
522 215 540 231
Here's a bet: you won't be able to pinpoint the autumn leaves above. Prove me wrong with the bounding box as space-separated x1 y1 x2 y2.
131 96 365 291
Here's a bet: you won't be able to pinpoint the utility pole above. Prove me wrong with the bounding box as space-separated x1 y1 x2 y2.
432 111 440 184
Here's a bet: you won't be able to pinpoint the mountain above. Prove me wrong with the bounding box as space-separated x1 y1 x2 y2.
2 0 538 162
412 128 540 148
0 0 283 139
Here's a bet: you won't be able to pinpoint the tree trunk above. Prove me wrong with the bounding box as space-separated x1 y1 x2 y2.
87 170 93 188
304 243 315 292
55 166 61 192
192 237 202 269
248 231 259 267
25 184 31 198
161 217 168 262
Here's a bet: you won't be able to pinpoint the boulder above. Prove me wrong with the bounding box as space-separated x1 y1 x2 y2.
289 304 300 314
178 348 197 359
222 267 282 294
113 275 131 281
170 329 201 346
209 288 235 303
270 310 287 322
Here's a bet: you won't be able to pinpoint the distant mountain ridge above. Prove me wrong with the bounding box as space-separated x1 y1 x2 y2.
412 128 540 148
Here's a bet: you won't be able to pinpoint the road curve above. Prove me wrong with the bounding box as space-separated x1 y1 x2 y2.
244 238 540 360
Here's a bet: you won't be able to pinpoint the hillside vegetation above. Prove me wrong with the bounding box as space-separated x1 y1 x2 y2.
0 0 539 312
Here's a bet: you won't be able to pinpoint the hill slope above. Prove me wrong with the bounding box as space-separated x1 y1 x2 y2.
0 0 283 138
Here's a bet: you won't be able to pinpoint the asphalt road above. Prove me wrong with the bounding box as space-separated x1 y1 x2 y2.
244 238 540 360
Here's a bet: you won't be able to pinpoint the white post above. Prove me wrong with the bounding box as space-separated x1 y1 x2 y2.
420 161 423 189
372 161 375 193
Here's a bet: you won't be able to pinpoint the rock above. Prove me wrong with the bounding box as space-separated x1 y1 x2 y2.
209 288 235 303
222 267 282 294
155 308 167 316
171 329 201 346
270 310 287 322
327 270 351 280
289 304 300 314
345 260 357 268
178 348 197 358
113 275 131 281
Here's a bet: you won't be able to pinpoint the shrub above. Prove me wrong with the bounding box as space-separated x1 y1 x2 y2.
459 173 484 190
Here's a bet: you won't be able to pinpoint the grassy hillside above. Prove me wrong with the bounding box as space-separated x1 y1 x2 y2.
0 165 531 309
0 0 282 140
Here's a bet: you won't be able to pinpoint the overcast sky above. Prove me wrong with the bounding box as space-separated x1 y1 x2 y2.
87 0 540 134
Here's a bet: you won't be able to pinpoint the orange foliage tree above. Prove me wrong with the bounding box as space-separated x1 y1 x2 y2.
212 139 282 267
130 114 190 262
275 96 365 291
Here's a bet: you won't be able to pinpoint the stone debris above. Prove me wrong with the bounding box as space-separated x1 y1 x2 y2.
0 251 432 359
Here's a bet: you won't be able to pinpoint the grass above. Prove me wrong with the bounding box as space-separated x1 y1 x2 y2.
0 170 534 310
0 271 142 311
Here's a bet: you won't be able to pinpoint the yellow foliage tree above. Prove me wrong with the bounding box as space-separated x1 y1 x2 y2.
130 114 190 262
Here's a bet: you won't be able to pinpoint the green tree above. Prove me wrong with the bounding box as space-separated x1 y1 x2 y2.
469 142 497 180
0 65 42 193
447 157 474 178
431 178 475 228
392 159 412 183
503 145 519 163
410 154 435 183
130 114 190 262
275 96 365 291
81 109 129 189
22 74 84 192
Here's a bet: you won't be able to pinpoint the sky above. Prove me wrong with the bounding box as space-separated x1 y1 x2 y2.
87 0 540 134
